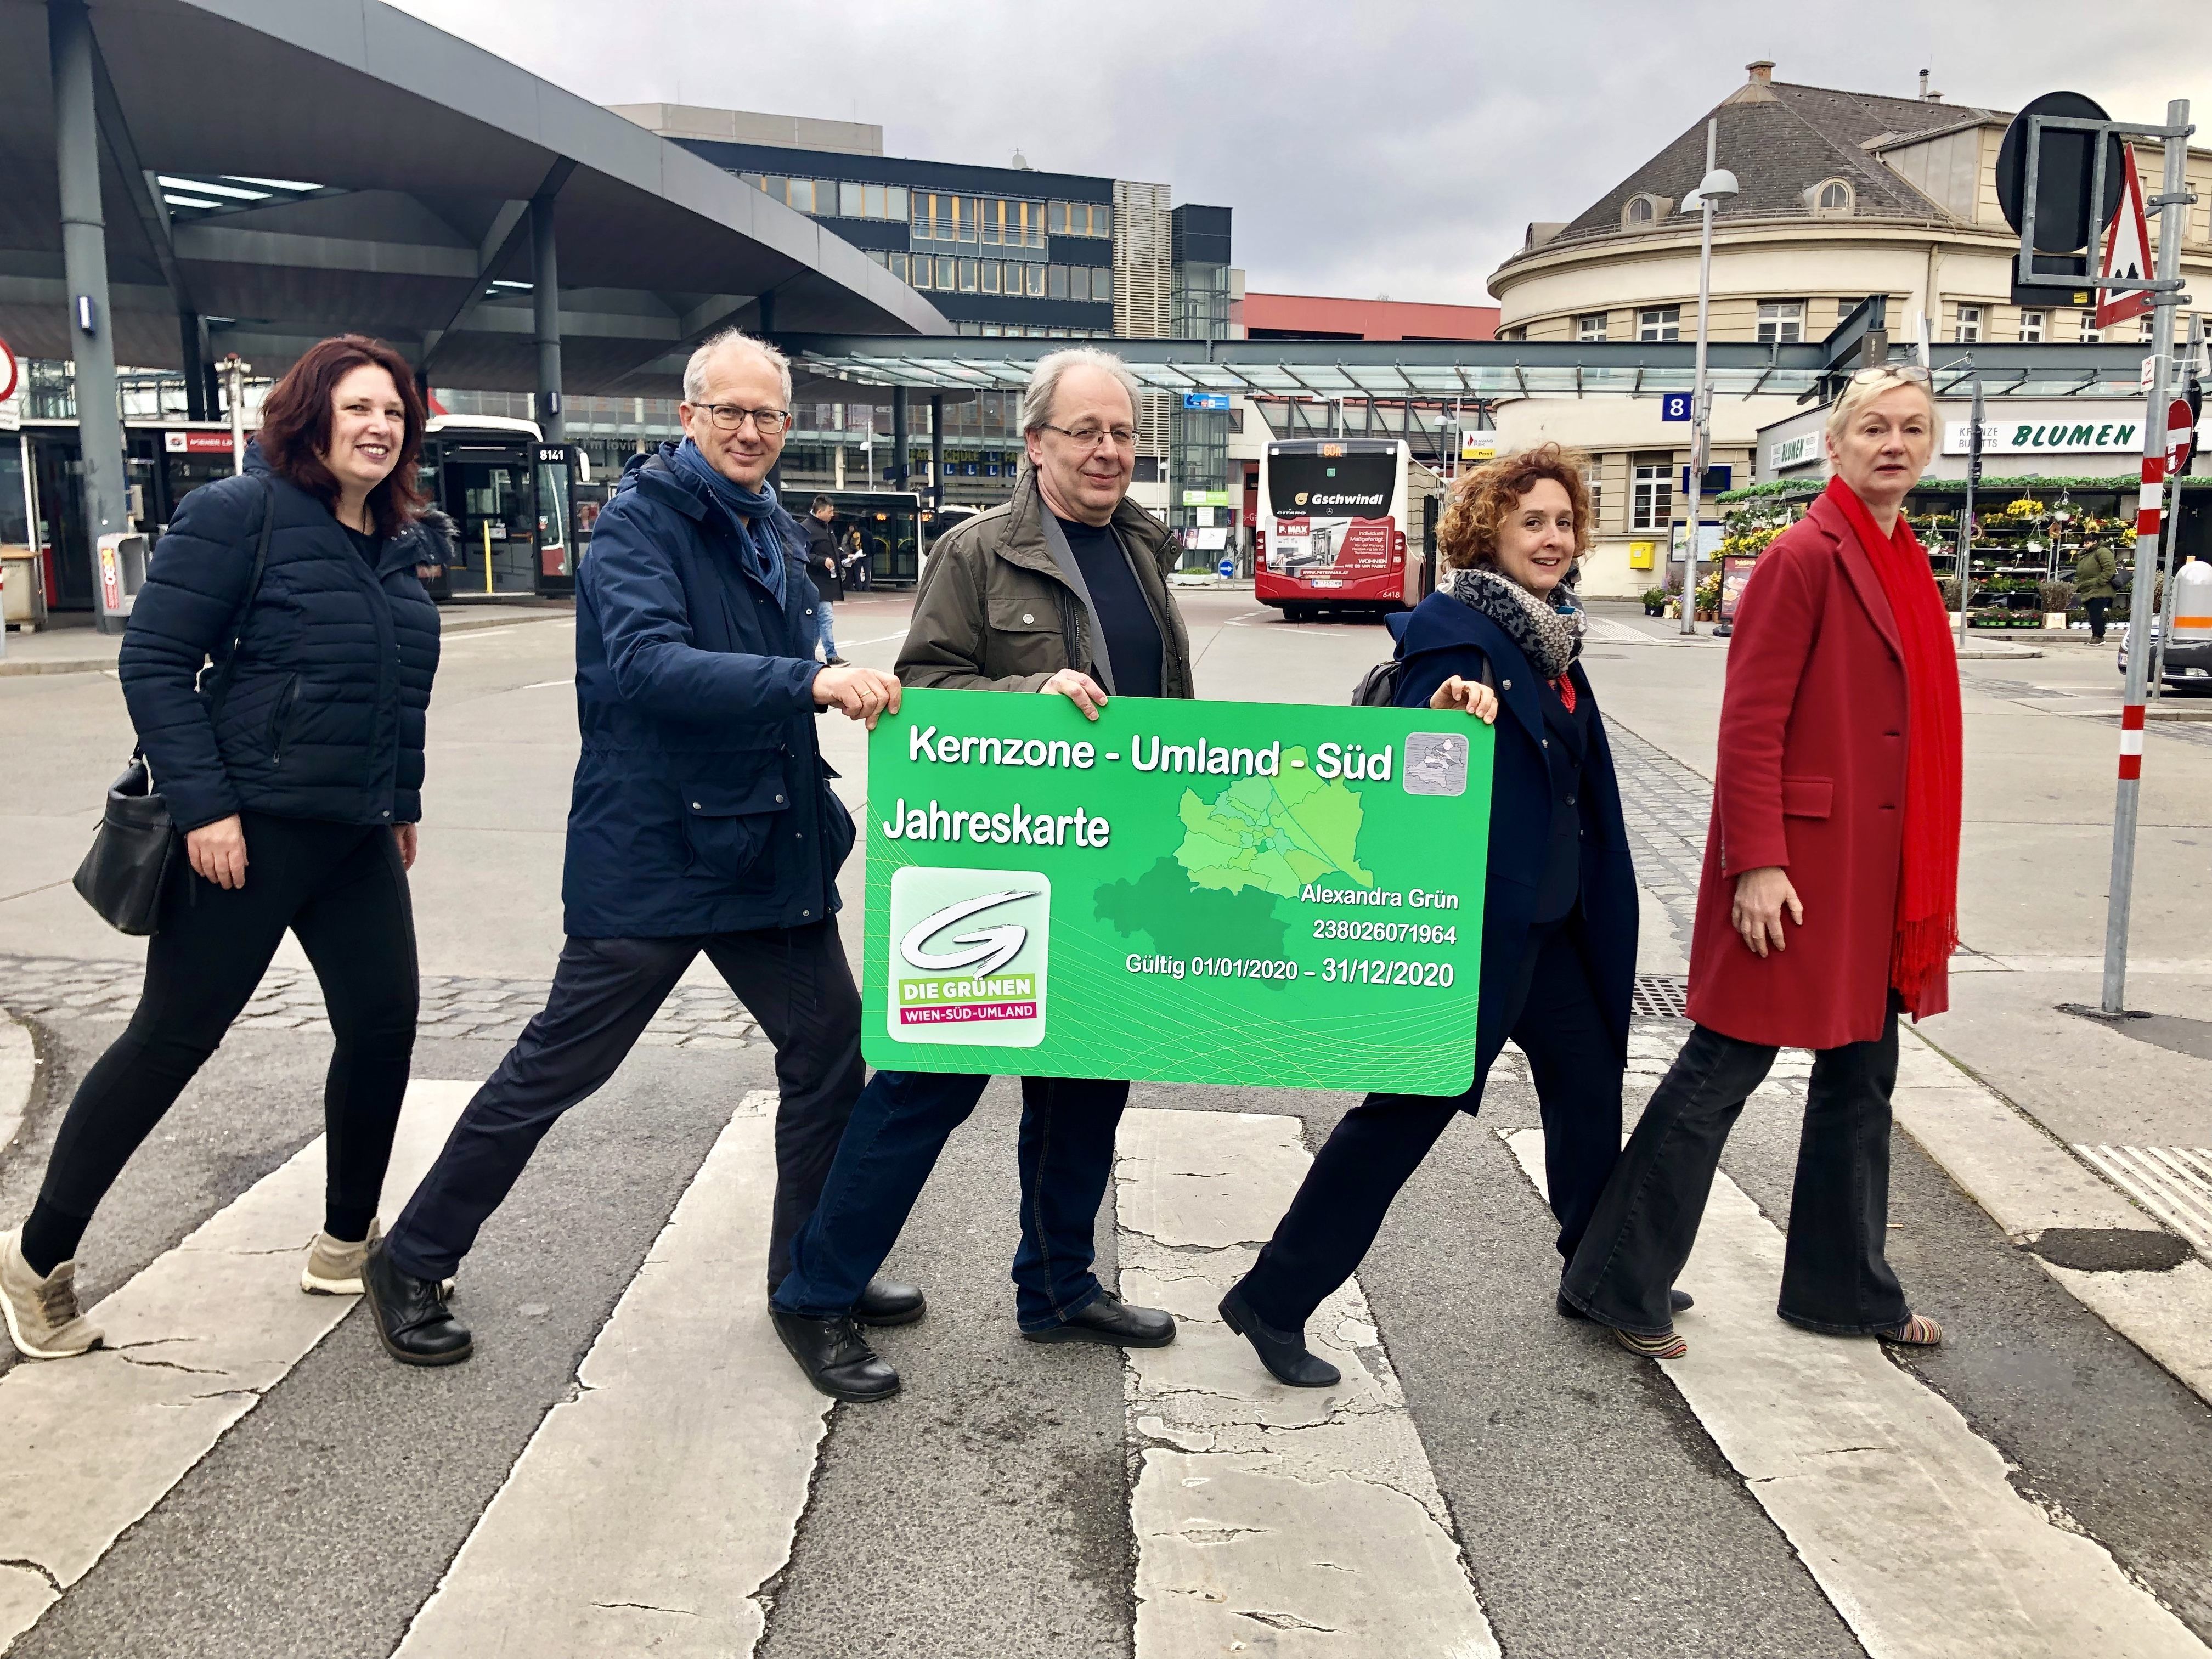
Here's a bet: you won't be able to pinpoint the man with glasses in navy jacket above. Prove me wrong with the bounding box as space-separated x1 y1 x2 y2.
362 330 916 1366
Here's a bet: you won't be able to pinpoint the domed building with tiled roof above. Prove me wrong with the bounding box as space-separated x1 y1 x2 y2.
1485 61 2212 596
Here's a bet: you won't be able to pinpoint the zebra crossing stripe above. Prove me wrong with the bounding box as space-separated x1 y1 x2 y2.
1114 1108 1499 1657
0 1080 476 1652
2075 1144 2212 1257
1500 1127 2209 1659
393 1090 828 1659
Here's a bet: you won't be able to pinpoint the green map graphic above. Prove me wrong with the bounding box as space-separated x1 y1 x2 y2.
1093 857 1289 957
1171 748 1373 898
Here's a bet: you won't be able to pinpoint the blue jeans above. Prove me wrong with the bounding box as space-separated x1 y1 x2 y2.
772 1070 1128 1330
815 599 837 660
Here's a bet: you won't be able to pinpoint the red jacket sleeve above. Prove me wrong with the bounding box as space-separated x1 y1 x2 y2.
1714 530 1825 876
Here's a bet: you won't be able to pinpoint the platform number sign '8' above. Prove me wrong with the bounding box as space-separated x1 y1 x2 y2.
1660 394 1694 422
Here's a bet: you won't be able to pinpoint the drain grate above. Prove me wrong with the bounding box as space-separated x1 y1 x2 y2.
1632 974 1690 1020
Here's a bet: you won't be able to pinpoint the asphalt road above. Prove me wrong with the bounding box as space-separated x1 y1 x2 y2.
0 586 2208 1658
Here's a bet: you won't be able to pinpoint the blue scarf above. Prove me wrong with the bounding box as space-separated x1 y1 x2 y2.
672 437 791 603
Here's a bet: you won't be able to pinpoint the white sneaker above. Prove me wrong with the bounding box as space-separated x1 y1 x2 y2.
1 1227 104 1359
301 1222 452 1298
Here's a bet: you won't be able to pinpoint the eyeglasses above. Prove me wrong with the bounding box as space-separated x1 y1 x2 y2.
1849 365 1932 385
1041 421 1138 450
698 404 793 433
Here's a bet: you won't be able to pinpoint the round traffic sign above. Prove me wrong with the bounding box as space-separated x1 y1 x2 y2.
1217 556 1236 579
2169 397 2195 474
1996 92 2126 252
0 335 16 405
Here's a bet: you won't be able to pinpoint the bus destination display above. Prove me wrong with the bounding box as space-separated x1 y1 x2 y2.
861 688 1493 1094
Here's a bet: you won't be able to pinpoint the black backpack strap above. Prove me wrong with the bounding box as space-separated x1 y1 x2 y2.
201 474 276 717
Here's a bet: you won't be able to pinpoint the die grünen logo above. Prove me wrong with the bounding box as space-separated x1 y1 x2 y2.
899 889 1037 977
886 869 1052 1047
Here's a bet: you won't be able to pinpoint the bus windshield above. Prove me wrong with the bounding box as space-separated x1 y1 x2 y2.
1266 452 1397 518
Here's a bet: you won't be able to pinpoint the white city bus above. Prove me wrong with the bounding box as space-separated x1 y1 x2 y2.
1253 437 1443 620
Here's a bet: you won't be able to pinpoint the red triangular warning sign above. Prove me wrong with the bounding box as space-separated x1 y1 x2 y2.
2097 146 2155 329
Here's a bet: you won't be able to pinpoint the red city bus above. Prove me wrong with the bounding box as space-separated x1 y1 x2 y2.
1254 437 1443 620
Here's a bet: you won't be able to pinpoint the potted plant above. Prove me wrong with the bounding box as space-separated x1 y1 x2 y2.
1694 570 1723 622
2038 578 2075 631
1642 584 1668 616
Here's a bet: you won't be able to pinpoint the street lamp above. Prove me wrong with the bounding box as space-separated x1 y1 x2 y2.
1676 120 1737 635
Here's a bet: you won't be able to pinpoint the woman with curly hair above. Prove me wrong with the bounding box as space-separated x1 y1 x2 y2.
1221 443 1671 1387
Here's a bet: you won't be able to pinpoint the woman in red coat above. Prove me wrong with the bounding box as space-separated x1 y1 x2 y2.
1560 363 1960 1357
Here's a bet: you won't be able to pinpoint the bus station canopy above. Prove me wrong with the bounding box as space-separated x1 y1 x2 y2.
0 0 947 393
789 335 2165 404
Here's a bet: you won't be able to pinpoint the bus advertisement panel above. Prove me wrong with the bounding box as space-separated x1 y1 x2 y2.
1255 438 1438 619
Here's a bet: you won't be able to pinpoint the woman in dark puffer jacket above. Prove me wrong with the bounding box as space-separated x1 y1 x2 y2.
0 335 445 1361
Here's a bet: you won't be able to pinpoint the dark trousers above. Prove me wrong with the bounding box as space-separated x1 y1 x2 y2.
385 921 862 1289
1239 913 1623 1333
1560 1006 1908 1338
771 1071 1127 1330
2087 596 2112 642
34 814 416 1260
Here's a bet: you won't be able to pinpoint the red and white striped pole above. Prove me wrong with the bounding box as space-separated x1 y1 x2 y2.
2101 99 2193 1014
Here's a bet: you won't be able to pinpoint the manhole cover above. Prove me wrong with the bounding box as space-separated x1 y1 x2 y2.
1632 975 1689 1019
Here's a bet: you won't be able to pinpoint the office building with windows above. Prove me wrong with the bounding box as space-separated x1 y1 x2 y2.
609 104 1243 516
1483 59 2212 595
612 103 1128 343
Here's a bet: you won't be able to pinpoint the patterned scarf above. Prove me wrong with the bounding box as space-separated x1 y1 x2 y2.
1444 565 1587 683
1825 475 1962 1017
672 437 793 604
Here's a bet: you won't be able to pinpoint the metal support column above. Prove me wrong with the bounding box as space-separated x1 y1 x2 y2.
531 195 562 442
1680 117 1721 636
891 388 909 490
49 0 129 632
929 393 945 509
179 311 211 421
1954 370 1983 646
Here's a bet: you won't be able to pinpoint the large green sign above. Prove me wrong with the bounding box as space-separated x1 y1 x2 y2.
861 689 1492 1094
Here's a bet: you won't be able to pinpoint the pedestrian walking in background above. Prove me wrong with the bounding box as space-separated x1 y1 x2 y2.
360 330 911 1367
2073 539 2118 643
1 335 445 1360
1563 363 1959 1358
769 346 1192 1402
802 494 847 663
839 526 870 590
1221 445 1661 1389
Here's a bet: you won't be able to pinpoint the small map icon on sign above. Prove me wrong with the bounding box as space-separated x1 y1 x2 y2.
1402 732 1469 797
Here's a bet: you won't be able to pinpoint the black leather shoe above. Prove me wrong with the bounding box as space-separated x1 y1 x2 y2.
360 1240 472 1367
1556 1288 1694 1321
1218 1282 1340 1388
771 1311 901 1402
1022 1292 1176 1348
854 1276 926 1327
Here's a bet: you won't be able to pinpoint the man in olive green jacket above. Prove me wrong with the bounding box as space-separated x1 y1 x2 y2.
771 348 1196 1403
2074 543 2119 642
899 447 1195 698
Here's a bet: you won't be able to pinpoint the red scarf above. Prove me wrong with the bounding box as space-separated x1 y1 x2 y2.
1824 476 1961 1017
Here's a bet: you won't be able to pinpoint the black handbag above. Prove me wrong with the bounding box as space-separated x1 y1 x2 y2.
72 478 276 935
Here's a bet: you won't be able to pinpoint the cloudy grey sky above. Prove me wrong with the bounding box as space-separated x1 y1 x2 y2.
388 1 2204 307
